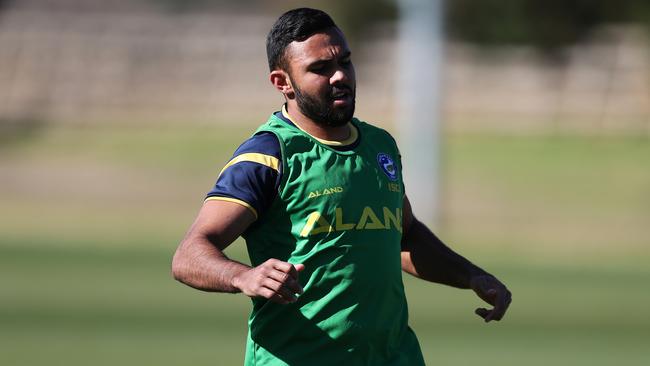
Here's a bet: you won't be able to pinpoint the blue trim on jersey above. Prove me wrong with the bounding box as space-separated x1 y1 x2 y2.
207 161 278 215
232 131 282 159
206 132 281 217
273 110 296 128
207 110 362 218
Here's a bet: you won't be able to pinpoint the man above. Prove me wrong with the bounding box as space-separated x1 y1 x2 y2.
172 8 511 366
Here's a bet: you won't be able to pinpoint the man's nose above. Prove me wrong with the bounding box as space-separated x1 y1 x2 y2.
330 67 351 86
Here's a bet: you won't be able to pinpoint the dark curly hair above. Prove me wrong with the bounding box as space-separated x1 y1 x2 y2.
266 8 338 71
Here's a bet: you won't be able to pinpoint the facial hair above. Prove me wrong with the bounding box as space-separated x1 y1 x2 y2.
290 77 355 128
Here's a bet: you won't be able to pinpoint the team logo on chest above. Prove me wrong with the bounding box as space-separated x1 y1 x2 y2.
377 153 398 181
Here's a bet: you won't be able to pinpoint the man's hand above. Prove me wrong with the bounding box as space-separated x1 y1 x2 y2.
232 259 305 304
469 274 512 322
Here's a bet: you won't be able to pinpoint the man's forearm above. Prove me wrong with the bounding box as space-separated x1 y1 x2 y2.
172 237 250 293
401 218 488 288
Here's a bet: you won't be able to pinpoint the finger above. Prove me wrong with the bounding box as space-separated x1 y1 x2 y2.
267 269 303 295
271 260 294 273
258 287 289 304
475 307 490 320
486 288 510 322
273 261 305 283
472 279 497 305
271 260 302 282
273 285 299 302
289 264 305 286
499 289 513 316
270 294 291 304
476 289 497 307
262 278 298 302
476 307 499 323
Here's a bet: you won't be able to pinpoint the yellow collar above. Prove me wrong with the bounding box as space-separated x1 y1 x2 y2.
282 105 358 147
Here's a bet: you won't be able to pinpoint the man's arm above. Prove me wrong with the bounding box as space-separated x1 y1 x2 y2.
400 195 512 322
171 200 304 304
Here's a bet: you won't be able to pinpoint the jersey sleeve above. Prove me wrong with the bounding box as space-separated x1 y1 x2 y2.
205 132 282 219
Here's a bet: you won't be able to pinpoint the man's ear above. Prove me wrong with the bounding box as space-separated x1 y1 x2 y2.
270 70 294 97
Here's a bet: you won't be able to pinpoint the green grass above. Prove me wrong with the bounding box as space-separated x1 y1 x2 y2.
2 242 648 366
440 134 650 264
1 126 649 365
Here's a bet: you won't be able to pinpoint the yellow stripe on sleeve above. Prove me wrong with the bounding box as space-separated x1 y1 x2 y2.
204 197 258 219
218 153 280 178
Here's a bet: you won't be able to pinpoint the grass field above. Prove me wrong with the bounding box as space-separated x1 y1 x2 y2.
1 125 649 365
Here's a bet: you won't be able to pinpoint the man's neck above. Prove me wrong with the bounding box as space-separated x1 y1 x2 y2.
285 103 351 142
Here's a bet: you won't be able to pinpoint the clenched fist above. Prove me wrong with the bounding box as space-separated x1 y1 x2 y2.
232 259 305 304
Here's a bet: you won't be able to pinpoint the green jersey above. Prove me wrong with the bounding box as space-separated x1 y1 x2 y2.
242 113 424 366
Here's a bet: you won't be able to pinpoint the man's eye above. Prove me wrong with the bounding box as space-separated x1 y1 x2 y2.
310 65 326 73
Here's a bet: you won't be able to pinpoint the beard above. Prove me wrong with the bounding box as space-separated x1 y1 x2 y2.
291 78 355 128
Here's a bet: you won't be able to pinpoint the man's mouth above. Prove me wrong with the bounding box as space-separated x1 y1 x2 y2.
331 87 352 101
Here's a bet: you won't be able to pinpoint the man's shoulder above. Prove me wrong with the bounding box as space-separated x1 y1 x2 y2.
233 130 281 159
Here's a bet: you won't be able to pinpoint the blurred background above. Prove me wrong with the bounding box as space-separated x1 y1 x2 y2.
1 0 648 365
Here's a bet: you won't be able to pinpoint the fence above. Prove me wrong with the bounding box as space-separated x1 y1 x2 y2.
1 6 649 135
